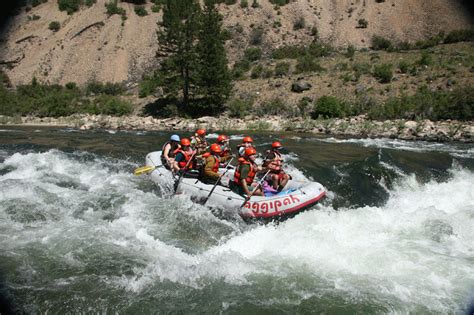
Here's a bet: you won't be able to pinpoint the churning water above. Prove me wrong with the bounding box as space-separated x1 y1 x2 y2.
0 127 473 313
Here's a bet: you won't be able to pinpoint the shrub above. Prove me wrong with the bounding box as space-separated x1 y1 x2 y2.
231 59 251 79
240 0 248 8
357 18 368 28
312 96 345 119
225 0 237 4
87 95 132 116
105 0 126 16
310 26 318 38
85 0 96 7
373 64 393 83
228 98 252 118
293 16 305 30
65 82 77 90
251 64 272 79
134 6 147 16
295 55 324 73
444 29 474 43
398 60 410 74
307 42 333 57
86 81 125 96
269 0 289 5
255 98 286 116
244 47 262 62
371 35 392 50
272 45 306 59
297 97 312 116
151 5 161 12
31 0 47 7
274 61 290 76
249 27 264 45
416 51 433 67
251 0 259 8
48 21 61 32
345 45 356 58
58 0 80 14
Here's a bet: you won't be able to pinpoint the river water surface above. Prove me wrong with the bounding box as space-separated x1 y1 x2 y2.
0 126 473 313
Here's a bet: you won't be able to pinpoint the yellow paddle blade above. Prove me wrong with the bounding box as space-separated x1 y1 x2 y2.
133 165 155 176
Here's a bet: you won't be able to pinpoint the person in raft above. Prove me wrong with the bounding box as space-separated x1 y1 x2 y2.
172 138 196 173
263 141 290 191
190 129 208 156
237 136 255 157
161 134 181 169
200 143 224 185
230 147 264 197
216 134 232 164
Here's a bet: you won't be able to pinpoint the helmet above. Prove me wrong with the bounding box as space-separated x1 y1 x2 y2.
210 143 222 153
272 141 282 149
180 138 190 146
170 134 180 142
217 134 228 143
196 129 206 136
244 147 257 157
242 136 253 143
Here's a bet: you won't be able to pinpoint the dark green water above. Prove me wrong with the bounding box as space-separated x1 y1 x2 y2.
0 126 473 313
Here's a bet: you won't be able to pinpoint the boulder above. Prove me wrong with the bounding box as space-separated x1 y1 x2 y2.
291 81 312 93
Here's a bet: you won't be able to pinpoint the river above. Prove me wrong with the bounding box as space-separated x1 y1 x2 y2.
1 126 473 313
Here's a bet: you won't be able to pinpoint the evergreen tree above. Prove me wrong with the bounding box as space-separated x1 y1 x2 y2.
157 0 200 107
196 0 232 114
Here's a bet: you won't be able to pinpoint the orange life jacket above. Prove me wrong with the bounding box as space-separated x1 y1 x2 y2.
234 159 256 185
174 148 193 169
264 150 282 171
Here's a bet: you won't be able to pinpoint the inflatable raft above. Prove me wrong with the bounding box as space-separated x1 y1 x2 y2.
145 151 326 222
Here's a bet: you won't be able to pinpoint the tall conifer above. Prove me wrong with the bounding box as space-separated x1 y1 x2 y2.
196 0 231 113
157 0 200 107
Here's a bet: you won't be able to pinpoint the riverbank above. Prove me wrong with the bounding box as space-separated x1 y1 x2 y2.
1 114 473 142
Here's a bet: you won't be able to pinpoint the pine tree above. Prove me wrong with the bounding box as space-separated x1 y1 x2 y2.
157 0 200 107
195 0 231 114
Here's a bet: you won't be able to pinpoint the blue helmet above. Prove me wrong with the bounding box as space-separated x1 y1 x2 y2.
170 134 180 142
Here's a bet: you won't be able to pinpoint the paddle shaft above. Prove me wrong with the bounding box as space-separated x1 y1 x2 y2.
202 157 234 205
239 169 271 208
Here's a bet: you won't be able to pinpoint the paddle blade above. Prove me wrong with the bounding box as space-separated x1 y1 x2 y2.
133 165 155 176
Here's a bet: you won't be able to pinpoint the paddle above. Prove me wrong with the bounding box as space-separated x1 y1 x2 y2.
173 151 196 193
200 157 234 206
133 165 164 176
239 169 271 208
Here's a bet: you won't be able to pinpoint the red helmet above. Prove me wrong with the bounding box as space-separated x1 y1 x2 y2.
272 141 282 149
242 136 253 143
210 143 222 153
244 147 257 157
180 138 190 146
217 134 228 143
196 129 206 136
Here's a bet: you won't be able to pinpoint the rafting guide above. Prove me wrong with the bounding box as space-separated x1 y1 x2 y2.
134 132 326 223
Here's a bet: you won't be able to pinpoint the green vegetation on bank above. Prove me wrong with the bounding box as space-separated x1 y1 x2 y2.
0 79 132 117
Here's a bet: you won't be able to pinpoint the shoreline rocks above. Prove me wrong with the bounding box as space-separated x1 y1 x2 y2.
1 114 473 143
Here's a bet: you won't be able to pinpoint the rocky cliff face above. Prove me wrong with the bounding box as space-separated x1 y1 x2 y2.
0 0 472 87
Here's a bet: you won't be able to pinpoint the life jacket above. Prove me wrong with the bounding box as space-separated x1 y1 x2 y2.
264 149 282 172
234 159 256 185
201 152 220 173
174 148 194 169
191 136 208 152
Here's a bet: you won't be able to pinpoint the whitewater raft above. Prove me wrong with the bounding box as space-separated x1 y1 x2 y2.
145 151 326 222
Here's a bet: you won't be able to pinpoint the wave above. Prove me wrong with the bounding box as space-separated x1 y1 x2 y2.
319 137 474 158
1 150 473 313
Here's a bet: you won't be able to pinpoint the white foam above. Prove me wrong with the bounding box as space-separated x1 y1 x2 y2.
1 150 473 312
319 137 474 158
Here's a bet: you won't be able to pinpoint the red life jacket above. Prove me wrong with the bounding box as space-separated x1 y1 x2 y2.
209 154 220 173
234 159 256 185
174 148 193 169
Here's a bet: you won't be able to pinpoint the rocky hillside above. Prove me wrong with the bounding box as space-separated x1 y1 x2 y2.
0 0 472 87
